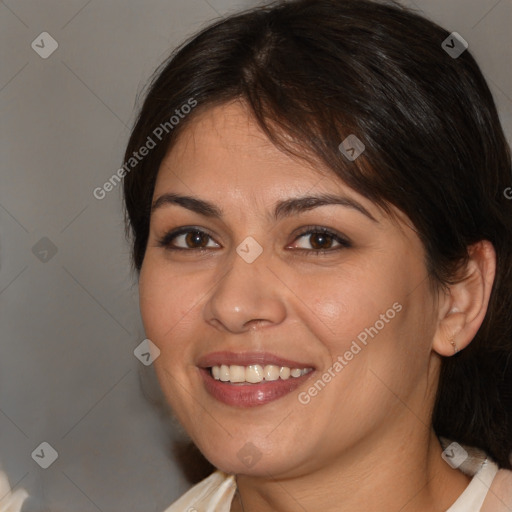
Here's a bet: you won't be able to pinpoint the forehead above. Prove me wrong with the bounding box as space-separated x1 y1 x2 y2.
151 101 412 230
158 102 330 182
155 101 339 194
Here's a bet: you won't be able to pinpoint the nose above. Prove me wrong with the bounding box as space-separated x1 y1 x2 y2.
203 246 287 334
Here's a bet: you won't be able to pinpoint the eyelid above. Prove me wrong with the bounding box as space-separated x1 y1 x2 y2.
156 226 219 250
287 225 351 250
156 225 352 252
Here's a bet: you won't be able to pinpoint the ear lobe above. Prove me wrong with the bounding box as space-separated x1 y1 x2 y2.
432 240 496 357
433 311 466 356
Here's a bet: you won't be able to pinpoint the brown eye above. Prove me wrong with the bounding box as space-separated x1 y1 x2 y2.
184 230 210 248
290 227 351 254
157 228 219 250
158 225 351 255
308 232 335 250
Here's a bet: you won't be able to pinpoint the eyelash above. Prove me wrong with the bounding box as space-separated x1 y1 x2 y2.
156 225 352 256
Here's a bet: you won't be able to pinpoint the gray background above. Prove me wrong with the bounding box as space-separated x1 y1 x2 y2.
1 0 511 511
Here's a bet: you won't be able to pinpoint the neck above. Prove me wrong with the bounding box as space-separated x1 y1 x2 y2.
232 429 471 512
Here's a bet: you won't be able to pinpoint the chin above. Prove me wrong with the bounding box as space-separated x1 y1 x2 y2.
197 438 311 479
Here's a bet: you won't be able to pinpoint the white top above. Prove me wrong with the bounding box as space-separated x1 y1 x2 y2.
0 468 28 512
162 444 512 512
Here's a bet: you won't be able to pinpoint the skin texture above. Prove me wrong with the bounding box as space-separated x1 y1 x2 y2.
138 100 496 512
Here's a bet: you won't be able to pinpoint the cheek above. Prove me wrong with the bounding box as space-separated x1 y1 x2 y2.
138 258 205 419
302 266 397 357
301 257 425 399
138 257 199 350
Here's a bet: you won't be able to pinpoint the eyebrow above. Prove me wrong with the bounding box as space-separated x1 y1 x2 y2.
151 192 377 222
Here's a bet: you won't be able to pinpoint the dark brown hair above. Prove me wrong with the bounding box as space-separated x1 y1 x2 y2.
123 0 512 471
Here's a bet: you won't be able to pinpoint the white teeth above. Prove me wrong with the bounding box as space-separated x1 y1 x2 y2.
263 365 280 381
219 364 230 382
229 365 246 383
245 364 263 383
279 367 290 380
290 368 302 377
209 364 313 383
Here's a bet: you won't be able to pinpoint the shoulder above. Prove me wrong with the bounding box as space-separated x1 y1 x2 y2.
161 470 236 512
0 468 29 512
439 438 512 512
481 467 512 512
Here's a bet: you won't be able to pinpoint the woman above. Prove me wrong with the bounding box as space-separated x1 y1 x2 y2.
122 0 512 510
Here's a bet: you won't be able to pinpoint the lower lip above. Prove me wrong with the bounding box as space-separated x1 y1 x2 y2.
199 368 315 407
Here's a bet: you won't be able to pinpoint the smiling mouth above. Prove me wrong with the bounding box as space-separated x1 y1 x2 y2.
199 366 316 407
197 351 317 407
209 364 313 384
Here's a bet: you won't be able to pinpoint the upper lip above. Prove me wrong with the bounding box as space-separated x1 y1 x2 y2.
197 351 315 369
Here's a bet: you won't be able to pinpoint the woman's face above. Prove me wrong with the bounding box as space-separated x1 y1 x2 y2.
139 101 440 477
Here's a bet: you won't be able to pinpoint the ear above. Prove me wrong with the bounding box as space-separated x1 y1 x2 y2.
433 240 496 357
